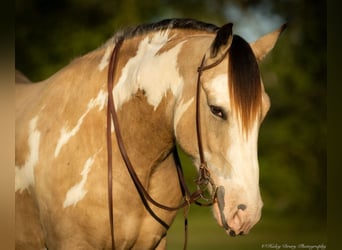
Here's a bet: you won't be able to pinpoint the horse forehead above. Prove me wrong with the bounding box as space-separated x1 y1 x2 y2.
204 73 229 105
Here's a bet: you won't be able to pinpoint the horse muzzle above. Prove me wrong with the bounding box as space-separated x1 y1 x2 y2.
214 185 262 236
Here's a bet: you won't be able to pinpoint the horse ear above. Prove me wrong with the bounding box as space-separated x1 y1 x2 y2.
209 23 233 58
250 23 288 62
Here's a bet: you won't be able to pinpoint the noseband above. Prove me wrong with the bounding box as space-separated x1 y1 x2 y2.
106 37 227 249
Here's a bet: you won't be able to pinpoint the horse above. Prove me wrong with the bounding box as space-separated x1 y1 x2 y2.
15 18 285 249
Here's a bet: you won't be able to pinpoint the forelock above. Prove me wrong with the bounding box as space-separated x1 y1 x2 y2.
228 35 262 135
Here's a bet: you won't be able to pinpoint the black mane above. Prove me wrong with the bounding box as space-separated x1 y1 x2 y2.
113 18 219 42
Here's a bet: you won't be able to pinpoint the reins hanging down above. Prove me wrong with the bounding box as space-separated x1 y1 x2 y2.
106 36 226 249
106 38 193 250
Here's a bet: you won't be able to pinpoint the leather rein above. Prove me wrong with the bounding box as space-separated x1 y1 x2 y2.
106 37 225 249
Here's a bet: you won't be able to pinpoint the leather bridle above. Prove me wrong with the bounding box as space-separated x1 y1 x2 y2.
106 37 228 249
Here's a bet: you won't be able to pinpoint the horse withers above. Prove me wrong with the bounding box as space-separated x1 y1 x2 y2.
15 19 285 249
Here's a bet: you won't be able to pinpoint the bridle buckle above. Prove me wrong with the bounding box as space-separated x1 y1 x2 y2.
195 162 217 202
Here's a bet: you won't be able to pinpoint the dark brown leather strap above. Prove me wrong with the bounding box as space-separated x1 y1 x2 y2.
196 56 206 165
106 38 192 249
107 37 123 250
195 55 219 203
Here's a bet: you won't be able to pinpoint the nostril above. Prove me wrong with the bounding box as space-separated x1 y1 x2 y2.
229 230 236 237
237 204 247 211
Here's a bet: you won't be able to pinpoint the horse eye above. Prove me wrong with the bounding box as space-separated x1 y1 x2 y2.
210 105 226 120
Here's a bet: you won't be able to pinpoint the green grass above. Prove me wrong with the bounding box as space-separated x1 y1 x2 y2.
166 205 326 250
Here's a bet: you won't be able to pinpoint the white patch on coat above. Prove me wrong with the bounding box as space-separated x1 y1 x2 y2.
54 89 107 157
211 119 260 205
202 72 261 200
205 74 259 186
63 156 95 208
98 45 114 71
113 30 185 111
15 116 41 192
87 88 107 111
173 97 194 137
204 74 230 108
226 120 260 188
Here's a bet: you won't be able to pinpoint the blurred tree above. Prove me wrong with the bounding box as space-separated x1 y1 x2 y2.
258 0 326 217
15 0 326 220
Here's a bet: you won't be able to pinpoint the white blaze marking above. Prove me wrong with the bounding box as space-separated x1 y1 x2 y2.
15 116 41 192
63 156 95 208
227 121 259 185
54 89 107 157
212 119 260 204
203 73 260 198
98 45 114 71
113 30 185 111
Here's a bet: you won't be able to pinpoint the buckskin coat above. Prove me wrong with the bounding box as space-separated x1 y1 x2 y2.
15 19 285 249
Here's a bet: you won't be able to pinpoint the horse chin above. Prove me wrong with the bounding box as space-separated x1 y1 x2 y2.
213 199 263 236
212 201 248 237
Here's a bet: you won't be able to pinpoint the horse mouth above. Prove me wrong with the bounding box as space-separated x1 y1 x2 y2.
215 185 255 236
216 186 229 229
215 186 238 236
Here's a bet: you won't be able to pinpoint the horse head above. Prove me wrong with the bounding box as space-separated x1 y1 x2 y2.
175 23 286 236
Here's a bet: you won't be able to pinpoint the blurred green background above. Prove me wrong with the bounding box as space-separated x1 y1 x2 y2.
16 0 326 249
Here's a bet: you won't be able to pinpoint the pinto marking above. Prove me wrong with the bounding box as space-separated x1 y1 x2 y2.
174 97 194 136
205 74 230 108
98 45 114 71
225 120 259 186
15 19 285 247
63 155 96 208
15 116 41 192
54 89 107 157
205 73 260 184
113 31 185 111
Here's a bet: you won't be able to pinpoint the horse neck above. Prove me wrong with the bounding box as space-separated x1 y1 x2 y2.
39 30 213 172
114 89 175 168
108 31 213 167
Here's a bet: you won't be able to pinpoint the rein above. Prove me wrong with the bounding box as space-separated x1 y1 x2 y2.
106 38 226 249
